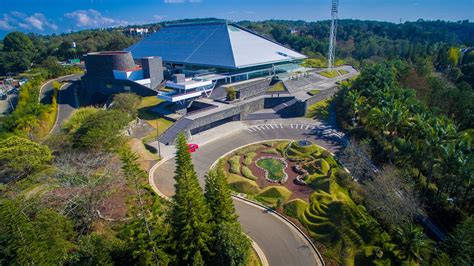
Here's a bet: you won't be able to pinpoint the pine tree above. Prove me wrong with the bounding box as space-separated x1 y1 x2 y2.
205 161 251 265
205 160 237 224
168 133 212 264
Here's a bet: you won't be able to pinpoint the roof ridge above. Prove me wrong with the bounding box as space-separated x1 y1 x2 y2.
183 25 221 63
225 24 238 69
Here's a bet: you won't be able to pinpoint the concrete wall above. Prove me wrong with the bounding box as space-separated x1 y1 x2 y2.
141 57 164 90
237 78 272 100
263 96 294 108
302 86 339 116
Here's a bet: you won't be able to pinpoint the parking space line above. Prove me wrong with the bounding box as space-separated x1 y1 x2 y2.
305 125 310 130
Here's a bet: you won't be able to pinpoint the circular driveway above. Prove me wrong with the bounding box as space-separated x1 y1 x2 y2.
152 120 346 266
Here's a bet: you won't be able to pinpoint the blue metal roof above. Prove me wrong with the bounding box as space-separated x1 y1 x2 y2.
126 22 306 69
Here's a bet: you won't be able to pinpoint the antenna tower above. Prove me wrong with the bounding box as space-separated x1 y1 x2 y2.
328 0 339 69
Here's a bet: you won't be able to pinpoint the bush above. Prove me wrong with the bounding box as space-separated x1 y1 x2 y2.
262 148 279 155
262 142 274 147
276 141 289 154
318 159 330 175
258 186 292 202
236 145 260 155
111 93 141 117
284 199 309 219
0 136 52 180
226 87 237 101
335 168 352 187
243 152 257 166
228 179 260 195
72 109 131 151
320 149 331 158
62 107 99 134
241 166 257 180
228 155 241 175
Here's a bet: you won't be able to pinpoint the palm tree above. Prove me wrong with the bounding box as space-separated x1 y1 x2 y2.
395 224 433 264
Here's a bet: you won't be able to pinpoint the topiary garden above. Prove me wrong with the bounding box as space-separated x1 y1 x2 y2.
218 140 398 264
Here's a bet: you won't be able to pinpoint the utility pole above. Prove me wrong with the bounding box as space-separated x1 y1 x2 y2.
328 0 339 70
156 121 162 159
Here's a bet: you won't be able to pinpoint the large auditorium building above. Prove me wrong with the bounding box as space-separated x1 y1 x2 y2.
80 20 353 144
82 20 306 104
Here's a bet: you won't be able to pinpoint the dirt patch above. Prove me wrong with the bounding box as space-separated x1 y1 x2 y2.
128 138 159 171
97 181 133 221
130 118 155 139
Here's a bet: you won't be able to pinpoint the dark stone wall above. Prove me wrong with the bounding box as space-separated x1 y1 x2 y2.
263 96 294 108
85 51 135 78
303 86 339 116
80 76 156 104
236 78 272 100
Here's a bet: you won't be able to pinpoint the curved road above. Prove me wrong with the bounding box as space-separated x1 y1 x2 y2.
39 74 82 135
152 120 346 266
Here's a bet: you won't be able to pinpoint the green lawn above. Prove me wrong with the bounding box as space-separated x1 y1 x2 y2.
256 158 286 181
318 69 349 78
283 199 309 218
306 98 332 120
267 82 286 92
138 96 174 143
308 89 320 96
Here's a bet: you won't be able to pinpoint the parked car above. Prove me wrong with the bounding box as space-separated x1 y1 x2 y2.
187 143 199 153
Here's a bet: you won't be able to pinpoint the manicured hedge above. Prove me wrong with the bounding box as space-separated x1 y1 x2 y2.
243 152 257 166
241 165 257 180
258 186 292 202
228 155 241 175
283 199 309 219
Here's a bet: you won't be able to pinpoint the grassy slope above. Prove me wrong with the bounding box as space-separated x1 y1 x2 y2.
267 82 287 92
306 98 331 120
228 173 261 195
318 69 349 78
283 199 309 219
138 96 174 143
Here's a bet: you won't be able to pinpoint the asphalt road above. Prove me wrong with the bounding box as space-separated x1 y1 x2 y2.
153 121 346 266
39 74 82 105
39 74 82 135
50 82 79 134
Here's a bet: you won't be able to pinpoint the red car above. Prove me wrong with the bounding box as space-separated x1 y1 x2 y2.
187 143 199 153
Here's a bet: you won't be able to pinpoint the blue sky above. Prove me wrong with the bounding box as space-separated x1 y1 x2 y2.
1 0 473 38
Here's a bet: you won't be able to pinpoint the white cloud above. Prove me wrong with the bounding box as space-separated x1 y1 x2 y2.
0 14 15 30
64 9 128 28
24 13 58 31
153 15 166 21
0 11 57 32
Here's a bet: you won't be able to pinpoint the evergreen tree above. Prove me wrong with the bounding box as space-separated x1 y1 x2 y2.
168 133 212 265
205 161 251 265
205 160 237 224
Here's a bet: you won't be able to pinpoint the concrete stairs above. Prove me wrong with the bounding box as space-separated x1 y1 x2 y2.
272 98 298 112
158 117 194 145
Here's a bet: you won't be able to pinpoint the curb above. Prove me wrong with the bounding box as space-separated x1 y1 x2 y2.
232 195 325 266
38 74 80 103
207 139 326 265
45 83 68 138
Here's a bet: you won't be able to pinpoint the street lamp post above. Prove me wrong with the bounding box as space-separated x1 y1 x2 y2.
156 120 162 159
